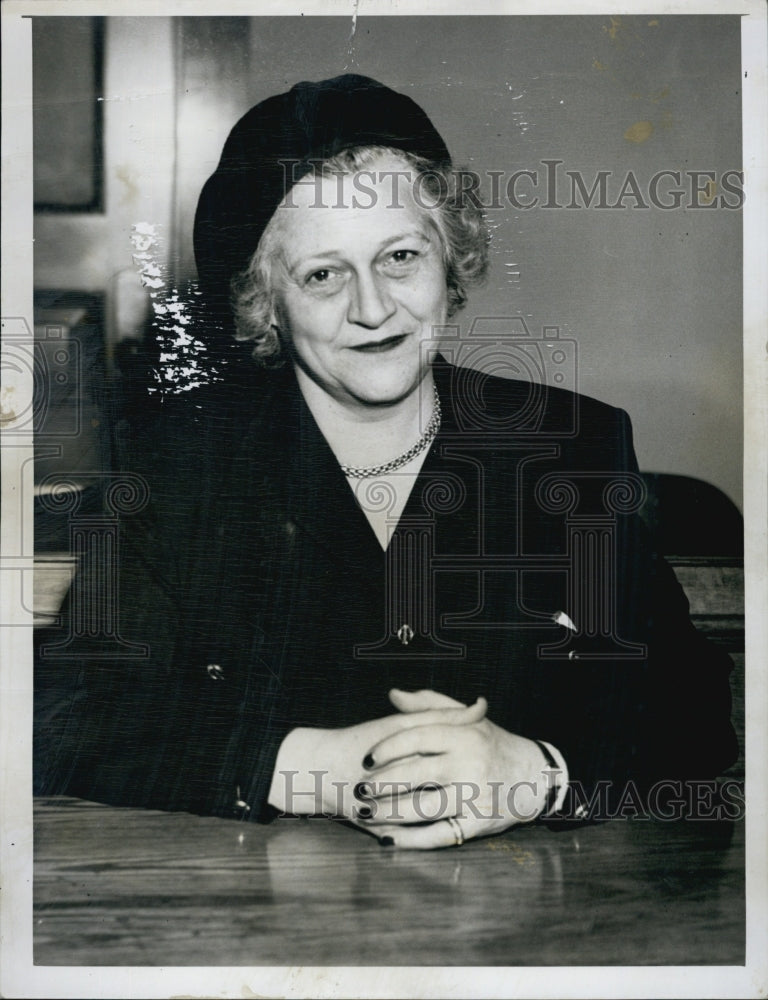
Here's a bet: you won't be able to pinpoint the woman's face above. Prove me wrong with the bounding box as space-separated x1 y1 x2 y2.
267 152 449 408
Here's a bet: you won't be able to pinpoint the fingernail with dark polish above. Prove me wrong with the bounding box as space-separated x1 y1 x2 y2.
380 836 395 847
353 781 372 800
363 754 375 769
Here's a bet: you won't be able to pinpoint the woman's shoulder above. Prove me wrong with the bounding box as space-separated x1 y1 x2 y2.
435 359 629 439
122 366 291 471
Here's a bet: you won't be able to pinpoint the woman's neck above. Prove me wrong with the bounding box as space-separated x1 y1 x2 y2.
294 367 436 471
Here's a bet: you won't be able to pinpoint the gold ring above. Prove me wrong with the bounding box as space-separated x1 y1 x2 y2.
446 816 465 847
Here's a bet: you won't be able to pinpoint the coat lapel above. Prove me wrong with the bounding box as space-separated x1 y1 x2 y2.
248 365 386 588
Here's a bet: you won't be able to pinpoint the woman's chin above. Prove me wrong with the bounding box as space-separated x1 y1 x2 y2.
345 375 428 410
312 366 427 410
294 354 432 411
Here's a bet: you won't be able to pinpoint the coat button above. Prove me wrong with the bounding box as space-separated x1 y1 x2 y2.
234 785 251 818
206 663 225 680
397 624 414 645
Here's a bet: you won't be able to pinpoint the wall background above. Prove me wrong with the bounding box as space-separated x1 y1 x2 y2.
34 14 743 509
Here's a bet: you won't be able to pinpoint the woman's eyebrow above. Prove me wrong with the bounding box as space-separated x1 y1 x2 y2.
279 249 346 282
377 230 432 251
283 229 433 274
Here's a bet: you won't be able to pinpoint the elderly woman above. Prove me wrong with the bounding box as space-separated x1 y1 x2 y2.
35 75 737 849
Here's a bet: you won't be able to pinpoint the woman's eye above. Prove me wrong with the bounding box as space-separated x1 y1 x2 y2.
381 249 421 273
304 268 345 292
307 269 332 285
389 249 418 264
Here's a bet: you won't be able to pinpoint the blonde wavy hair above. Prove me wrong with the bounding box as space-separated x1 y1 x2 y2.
231 146 490 366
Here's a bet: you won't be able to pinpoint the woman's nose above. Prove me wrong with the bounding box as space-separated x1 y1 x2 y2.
347 271 396 328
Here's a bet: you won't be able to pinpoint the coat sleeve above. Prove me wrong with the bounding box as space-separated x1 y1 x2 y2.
536 404 738 821
34 401 291 822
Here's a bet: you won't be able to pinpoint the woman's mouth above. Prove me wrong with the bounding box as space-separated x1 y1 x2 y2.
350 334 408 354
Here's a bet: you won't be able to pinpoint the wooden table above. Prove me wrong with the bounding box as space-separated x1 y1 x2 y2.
33 796 744 968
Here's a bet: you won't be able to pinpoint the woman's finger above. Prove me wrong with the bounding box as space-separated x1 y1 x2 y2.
372 818 473 851
367 698 487 766
388 688 466 713
367 722 470 770
361 786 457 826
365 753 453 799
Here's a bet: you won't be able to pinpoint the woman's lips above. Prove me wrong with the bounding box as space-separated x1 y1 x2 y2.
350 333 408 354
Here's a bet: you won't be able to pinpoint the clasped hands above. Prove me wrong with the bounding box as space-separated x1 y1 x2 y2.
268 689 554 850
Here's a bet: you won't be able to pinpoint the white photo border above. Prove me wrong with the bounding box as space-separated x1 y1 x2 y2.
2 1 766 997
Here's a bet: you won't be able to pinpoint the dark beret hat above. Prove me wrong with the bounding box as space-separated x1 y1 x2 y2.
193 74 450 320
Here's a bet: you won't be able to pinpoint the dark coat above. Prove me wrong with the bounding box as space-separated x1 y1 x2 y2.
34 361 738 822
